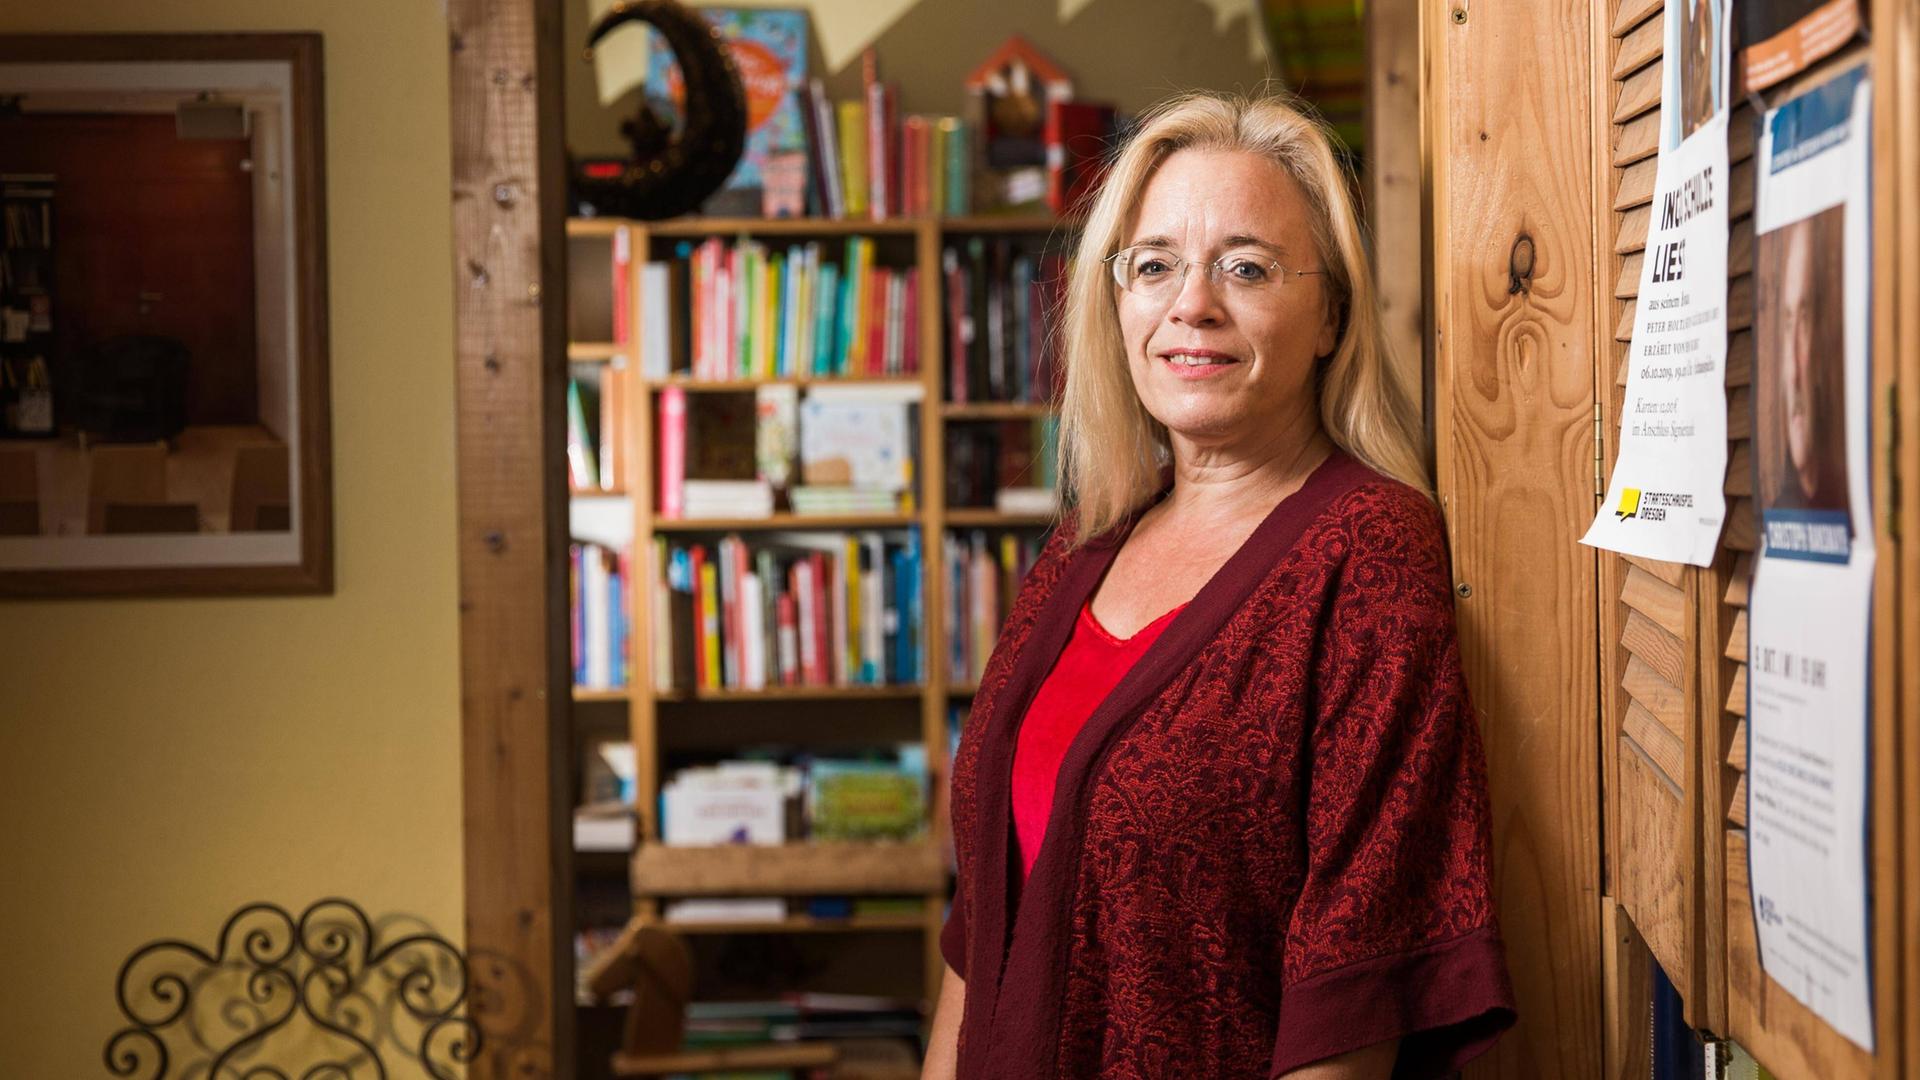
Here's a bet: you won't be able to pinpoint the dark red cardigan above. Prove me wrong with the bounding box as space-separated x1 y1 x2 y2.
941 451 1517 1079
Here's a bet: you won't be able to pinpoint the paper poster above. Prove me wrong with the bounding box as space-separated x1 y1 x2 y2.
1584 0 1732 566
1747 64 1875 1051
1739 0 1864 93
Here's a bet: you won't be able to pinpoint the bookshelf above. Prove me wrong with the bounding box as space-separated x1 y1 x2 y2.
566 211 1072 1014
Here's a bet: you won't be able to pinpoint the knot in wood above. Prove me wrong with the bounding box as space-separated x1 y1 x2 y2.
485 530 507 554
1507 234 1536 295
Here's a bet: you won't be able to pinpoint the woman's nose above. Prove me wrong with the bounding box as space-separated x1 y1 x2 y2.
1164 263 1227 326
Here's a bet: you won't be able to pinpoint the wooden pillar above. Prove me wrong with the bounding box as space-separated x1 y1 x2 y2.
449 0 573 1074
1423 0 1605 1075
1365 0 1425 427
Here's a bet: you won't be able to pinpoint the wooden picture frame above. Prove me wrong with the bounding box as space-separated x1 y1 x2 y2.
0 33 330 597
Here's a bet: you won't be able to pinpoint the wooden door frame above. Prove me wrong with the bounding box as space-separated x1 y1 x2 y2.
1422 0 1606 1075
448 0 573 1076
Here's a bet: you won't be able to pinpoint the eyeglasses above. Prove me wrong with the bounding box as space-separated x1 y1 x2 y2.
1104 244 1325 302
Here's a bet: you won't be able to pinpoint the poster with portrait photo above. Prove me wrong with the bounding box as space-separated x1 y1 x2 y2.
1584 0 1731 565
1740 0 1864 93
1747 63 1874 1052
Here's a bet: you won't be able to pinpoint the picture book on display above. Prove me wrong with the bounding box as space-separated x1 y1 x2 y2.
642 8 810 213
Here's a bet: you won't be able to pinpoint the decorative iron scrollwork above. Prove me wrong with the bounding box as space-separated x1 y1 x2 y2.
104 898 479 1080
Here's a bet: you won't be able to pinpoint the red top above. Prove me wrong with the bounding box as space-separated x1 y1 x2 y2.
1012 601 1184 880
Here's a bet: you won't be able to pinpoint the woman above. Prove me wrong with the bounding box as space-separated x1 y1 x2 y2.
923 92 1515 1079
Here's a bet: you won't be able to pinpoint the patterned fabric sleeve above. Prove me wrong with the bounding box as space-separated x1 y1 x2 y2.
1269 487 1516 1080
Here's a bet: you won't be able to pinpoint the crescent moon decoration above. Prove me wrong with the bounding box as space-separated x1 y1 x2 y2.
573 0 750 220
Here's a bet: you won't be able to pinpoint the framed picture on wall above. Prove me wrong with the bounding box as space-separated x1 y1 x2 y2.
0 33 332 597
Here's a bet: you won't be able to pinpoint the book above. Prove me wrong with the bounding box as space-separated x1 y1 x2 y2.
837 100 870 219
641 8 810 210
566 377 600 490
663 898 788 923
799 384 919 492
661 761 792 845
806 758 926 841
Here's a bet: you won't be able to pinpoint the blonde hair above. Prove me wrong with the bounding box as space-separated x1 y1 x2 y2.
1055 90 1428 545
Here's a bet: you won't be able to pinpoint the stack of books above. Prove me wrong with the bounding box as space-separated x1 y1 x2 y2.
944 530 1045 685
644 234 919 382
570 540 630 689
658 749 926 845
661 761 796 846
682 993 925 1055
650 530 924 694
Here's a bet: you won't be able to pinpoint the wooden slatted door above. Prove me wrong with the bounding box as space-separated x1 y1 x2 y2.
1597 1 1908 1076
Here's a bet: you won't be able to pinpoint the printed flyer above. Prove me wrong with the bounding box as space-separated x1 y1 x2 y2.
1747 64 1875 1051
1583 0 1732 566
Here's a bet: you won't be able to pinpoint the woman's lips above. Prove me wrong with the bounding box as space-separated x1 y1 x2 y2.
1159 349 1240 378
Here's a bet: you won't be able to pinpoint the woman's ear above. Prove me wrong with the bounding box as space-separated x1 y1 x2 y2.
1314 297 1342 359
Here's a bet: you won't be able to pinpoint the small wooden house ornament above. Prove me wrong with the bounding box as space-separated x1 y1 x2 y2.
963 35 1074 209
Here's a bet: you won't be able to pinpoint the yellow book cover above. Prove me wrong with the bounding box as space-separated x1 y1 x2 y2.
699 560 722 691
761 254 781 378
849 236 873 376
837 100 870 218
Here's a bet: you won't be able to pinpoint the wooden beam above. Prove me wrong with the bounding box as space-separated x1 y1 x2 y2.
1366 0 1425 427
449 0 572 1075
1427 0 1604 1074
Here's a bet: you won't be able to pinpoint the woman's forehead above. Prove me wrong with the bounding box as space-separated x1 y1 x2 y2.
1129 148 1314 251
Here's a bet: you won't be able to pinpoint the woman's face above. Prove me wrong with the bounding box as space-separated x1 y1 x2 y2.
1115 148 1337 452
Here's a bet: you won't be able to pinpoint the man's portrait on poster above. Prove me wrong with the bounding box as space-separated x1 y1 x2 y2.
1755 206 1849 517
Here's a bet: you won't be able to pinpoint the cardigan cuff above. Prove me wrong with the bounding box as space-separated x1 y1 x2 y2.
1268 924 1516 1080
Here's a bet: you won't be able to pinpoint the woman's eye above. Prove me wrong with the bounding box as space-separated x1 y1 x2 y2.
1224 258 1270 283
1135 258 1171 277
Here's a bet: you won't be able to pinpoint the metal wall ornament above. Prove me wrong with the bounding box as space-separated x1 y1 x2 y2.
104 898 479 1080
571 0 749 220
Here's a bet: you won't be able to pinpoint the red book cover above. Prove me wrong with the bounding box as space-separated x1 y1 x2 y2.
1045 100 1117 217
658 385 687 518
903 271 920 375
814 553 837 680
776 591 799 686
946 254 969 404
611 226 632 345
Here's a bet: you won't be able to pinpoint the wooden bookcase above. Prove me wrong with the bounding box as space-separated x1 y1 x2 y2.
565 212 1072 1013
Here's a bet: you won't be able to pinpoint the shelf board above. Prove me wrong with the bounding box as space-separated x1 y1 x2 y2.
654 513 916 533
611 1043 838 1076
645 216 923 238
642 374 922 392
942 509 1057 528
938 213 1074 233
568 342 624 363
566 218 626 238
656 684 923 703
659 912 927 935
573 686 632 703
570 487 630 499
942 401 1056 420
631 840 944 896
947 682 980 696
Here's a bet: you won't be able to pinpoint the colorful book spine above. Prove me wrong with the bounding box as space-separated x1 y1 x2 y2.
658 385 687 518
838 100 870 219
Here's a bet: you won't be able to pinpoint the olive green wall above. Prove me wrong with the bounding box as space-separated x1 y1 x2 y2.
0 3 461 1077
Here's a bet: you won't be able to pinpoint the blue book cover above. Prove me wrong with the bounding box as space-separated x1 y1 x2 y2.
643 8 810 197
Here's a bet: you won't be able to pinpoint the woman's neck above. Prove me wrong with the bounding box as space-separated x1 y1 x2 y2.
1159 414 1331 526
